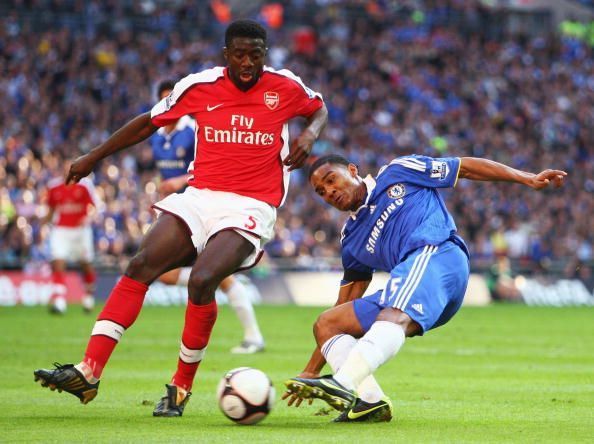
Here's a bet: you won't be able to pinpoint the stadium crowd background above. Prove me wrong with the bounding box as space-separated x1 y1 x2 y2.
1 0 592 287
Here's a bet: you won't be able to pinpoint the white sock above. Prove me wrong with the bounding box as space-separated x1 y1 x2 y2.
227 280 263 344
321 334 356 371
321 334 386 403
334 321 405 391
356 375 385 403
176 267 192 286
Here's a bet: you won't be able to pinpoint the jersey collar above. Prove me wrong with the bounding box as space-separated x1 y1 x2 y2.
349 175 376 220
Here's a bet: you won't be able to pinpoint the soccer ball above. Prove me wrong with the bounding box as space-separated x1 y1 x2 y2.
217 367 275 425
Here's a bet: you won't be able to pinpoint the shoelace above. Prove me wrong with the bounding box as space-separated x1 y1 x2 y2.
52 362 73 370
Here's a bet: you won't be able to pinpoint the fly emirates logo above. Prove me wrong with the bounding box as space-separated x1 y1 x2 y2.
203 115 275 146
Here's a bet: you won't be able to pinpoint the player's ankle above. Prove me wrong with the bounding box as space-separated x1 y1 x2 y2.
75 361 99 384
170 384 189 404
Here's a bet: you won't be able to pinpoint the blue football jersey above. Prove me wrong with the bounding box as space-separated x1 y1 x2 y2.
341 155 469 279
150 115 195 180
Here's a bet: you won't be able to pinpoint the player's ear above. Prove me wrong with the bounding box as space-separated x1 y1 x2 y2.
223 47 229 61
347 163 358 177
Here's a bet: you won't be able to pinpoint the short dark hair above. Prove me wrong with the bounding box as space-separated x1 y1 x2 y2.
308 154 351 180
157 80 176 99
225 19 267 47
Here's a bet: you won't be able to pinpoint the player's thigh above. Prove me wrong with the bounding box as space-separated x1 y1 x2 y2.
190 230 254 287
127 213 196 280
315 302 366 343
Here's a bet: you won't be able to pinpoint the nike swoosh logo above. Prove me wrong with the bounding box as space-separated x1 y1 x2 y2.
347 403 385 420
207 104 223 111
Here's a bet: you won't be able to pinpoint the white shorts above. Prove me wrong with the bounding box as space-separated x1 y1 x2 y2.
153 187 276 270
49 226 94 263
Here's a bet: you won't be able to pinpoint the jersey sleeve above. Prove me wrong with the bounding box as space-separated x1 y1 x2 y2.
341 251 373 284
381 155 461 188
150 71 215 127
276 69 324 118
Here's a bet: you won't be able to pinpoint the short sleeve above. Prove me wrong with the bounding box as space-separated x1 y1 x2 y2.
274 69 324 118
292 89 323 118
382 155 461 188
151 84 196 127
150 70 223 127
341 250 373 283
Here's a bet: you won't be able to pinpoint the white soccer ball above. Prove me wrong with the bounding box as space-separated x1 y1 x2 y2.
217 367 275 425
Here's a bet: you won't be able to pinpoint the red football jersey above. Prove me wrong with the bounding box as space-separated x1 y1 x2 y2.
151 66 324 207
47 178 96 227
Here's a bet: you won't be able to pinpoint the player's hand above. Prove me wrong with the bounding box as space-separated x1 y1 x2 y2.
159 177 183 195
283 129 316 171
66 153 96 184
281 390 313 407
281 371 319 407
529 169 567 190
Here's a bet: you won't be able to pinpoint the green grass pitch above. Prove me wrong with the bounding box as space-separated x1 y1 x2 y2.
1 304 592 443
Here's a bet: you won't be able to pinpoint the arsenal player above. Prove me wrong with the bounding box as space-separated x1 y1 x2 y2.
43 168 99 314
152 80 266 354
34 19 328 417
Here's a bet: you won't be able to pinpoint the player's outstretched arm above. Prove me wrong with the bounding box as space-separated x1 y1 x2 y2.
284 104 328 171
458 157 567 190
66 112 158 184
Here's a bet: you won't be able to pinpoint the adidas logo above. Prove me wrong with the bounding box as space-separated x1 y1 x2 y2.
411 303 424 314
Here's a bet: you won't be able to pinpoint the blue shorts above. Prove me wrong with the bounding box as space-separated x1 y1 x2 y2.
353 240 469 334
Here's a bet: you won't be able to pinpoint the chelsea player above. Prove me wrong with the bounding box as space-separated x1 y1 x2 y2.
150 80 195 195
284 154 567 422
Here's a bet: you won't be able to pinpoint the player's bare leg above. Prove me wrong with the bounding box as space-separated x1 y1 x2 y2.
155 230 255 417
48 259 68 314
158 269 264 353
220 275 265 354
158 269 184 285
286 303 400 421
34 214 197 404
79 261 96 313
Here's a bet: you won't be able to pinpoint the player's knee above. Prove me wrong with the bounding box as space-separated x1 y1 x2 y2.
187 270 218 305
313 311 334 343
125 250 157 284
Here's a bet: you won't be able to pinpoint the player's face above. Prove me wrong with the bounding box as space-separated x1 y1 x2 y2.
310 163 364 212
224 37 267 91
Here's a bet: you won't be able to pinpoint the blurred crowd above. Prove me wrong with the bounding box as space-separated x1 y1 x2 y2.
1 0 592 283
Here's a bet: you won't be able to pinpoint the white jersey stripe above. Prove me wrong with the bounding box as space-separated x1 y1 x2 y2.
263 66 323 101
401 157 426 167
396 246 438 310
390 159 426 172
279 123 291 207
391 245 430 308
151 67 226 119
